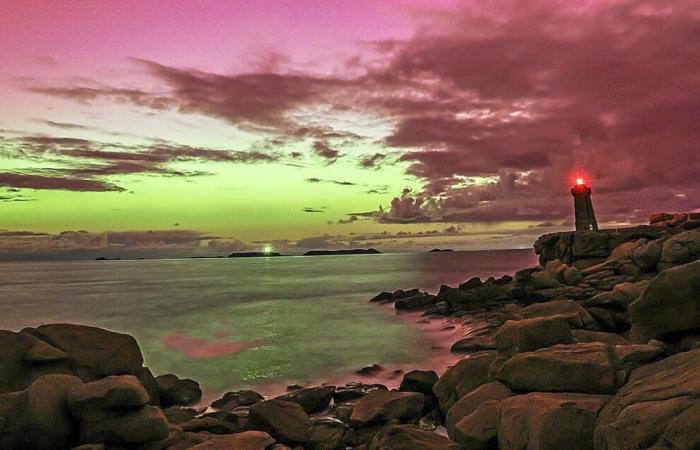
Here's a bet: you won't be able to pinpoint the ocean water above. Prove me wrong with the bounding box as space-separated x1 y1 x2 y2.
0 250 536 397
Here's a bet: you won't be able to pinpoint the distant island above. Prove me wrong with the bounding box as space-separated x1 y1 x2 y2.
429 248 454 253
228 252 283 258
302 248 381 256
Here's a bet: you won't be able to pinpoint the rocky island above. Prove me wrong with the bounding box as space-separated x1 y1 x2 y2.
302 248 381 256
229 252 283 258
1 212 699 449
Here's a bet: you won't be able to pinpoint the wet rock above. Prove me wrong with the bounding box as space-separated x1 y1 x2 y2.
275 385 335 414
370 292 393 303
333 382 387 403
595 348 700 450
495 316 574 356
399 370 438 396
497 343 618 394
0 374 81 450
349 390 424 427
499 392 608 450
450 336 497 354
629 260 700 342
433 351 499 414
356 364 383 376
155 374 202 407
452 400 501 450
211 389 264 410
21 323 143 381
395 292 436 311
309 416 347 450
188 431 275 450
445 382 511 438
366 424 460 450
248 399 311 444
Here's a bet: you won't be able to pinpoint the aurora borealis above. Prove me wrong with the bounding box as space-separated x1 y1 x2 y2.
1 0 699 259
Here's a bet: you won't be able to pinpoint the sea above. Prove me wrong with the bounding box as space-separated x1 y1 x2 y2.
0 250 537 399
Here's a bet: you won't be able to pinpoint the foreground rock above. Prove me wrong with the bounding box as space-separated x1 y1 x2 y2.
595 348 700 450
276 385 335 414
189 431 275 450
495 316 573 356
629 260 700 343
433 351 499 414
248 398 311 444
155 373 202 407
499 392 609 450
349 390 424 427
497 343 618 394
366 424 460 450
446 381 511 437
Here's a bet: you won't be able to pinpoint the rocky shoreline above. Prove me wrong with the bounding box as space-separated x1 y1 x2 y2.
1 212 699 449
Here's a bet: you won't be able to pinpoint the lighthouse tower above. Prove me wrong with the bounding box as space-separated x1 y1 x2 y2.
571 178 598 231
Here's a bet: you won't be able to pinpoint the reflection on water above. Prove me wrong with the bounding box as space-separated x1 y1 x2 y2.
0 250 536 394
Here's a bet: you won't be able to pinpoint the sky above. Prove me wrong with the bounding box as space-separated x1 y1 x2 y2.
0 0 699 259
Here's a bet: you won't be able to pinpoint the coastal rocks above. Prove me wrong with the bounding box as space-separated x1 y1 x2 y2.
188 431 275 450
333 382 387 403
365 424 460 450
595 348 700 450
519 299 598 330
275 385 335 414
629 260 700 342
495 317 574 356
349 390 424 427
399 370 438 396
395 292 436 311
66 375 168 445
0 330 69 394
370 289 419 304
433 351 499 414
496 343 618 394
571 330 630 346
248 399 310 444
308 416 348 450
211 389 264 410
445 382 512 437
659 229 700 268
21 323 144 381
155 373 202 407
0 374 81 450
450 335 497 353
499 392 609 450
452 400 501 450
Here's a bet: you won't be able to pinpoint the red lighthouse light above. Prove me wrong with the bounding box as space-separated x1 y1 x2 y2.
576 178 585 186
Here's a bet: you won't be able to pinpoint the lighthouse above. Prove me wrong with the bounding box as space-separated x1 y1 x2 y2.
571 178 598 231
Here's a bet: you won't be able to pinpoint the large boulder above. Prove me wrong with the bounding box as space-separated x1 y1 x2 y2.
433 352 499 414
349 390 424 427
452 400 502 450
450 335 497 353
445 382 512 438
155 373 202 407
248 398 310 444
188 431 275 450
571 330 630 346
495 316 574 356
629 260 700 343
22 324 144 380
496 343 618 394
399 370 438 396
595 348 700 450
275 385 335 414
0 330 69 394
309 416 348 450
519 299 598 330
499 392 609 450
395 292 436 310
210 389 264 410
366 424 460 450
0 374 82 450
66 375 168 445
659 229 700 268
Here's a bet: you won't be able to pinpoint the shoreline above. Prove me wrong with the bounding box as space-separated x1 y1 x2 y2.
0 212 698 449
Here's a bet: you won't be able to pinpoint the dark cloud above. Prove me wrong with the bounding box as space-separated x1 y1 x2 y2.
359 153 386 168
304 177 357 186
302 207 325 213
312 141 340 162
0 173 123 192
32 120 89 130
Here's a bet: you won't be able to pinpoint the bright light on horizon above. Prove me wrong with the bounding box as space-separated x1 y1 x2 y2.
263 244 273 255
576 178 585 185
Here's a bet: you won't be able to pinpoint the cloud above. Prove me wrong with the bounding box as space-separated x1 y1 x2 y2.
302 207 325 213
312 141 340 162
359 153 386 168
304 177 357 186
0 173 123 192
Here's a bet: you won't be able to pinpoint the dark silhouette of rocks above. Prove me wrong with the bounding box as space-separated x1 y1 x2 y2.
228 251 282 257
429 248 454 252
303 248 381 256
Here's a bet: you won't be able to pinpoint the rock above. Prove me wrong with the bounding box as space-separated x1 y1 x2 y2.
349 390 424 427
67 375 149 414
395 292 436 311
77 404 168 445
659 229 700 267
248 399 310 444
496 343 618 394
433 352 499 414
571 330 630 345
399 370 438 396
459 277 483 290
188 431 275 450
499 392 608 450
275 385 335 414
563 266 583 285
22 324 144 381
585 281 647 309
309 416 347 450
370 292 393 303
629 260 700 342
163 406 198 424
0 374 81 450
366 424 460 450
613 343 664 371
531 270 559 289
155 373 202 407
595 348 700 450
333 382 387 403
519 299 598 330
211 389 264 410
0 330 70 394
450 335 497 353
180 416 241 434
452 400 501 450
356 364 383 376
445 382 511 438
137 366 160 406
495 316 574 356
